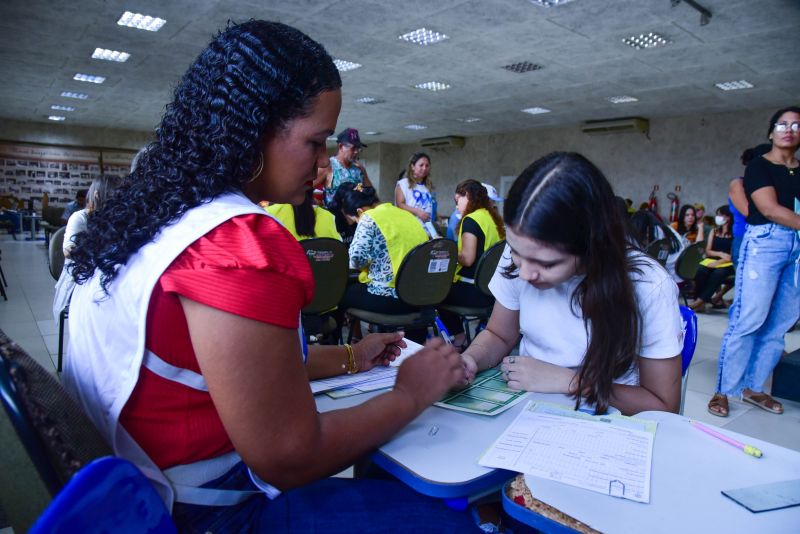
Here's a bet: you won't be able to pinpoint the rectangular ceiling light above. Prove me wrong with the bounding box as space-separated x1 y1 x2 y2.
457 117 482 123
333 59 362 72
607 95 639 104
399 28 449 46
364 131 380 135
73 73 106 84
355 97 384 104
502 61 544 73
715 80 754 91
521 107 551 115
529 0 576 6
117 11 166 32
61 91 89 99
414 81 451 92
92 48 131 62
50 104 75 111
404 124 427 130
48 116 66 121
622 32 670 50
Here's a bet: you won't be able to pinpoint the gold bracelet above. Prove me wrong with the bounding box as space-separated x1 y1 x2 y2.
343 344 358 375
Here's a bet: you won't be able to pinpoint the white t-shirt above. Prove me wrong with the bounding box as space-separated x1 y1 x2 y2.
396 178 433 220
488 246 682 385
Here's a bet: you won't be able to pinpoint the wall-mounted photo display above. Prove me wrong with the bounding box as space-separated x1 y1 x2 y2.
0 142 136 210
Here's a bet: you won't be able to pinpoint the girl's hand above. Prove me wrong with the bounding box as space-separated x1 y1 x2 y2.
500 355 576 393
461 353 478 383
352 332 406 372
394 338 466 409
418 209 430 222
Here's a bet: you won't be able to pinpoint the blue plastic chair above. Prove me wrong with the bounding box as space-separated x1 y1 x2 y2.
30 456 177 534
679 305 698 415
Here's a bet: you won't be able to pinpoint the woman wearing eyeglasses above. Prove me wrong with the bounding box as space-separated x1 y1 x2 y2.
708 106 800 418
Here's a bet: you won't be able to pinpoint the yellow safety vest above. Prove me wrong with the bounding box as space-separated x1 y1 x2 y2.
455 208 502 282
265 204 341 241
358 203 428 288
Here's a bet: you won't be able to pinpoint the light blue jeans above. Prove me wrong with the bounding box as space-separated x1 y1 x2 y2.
716 223 800 396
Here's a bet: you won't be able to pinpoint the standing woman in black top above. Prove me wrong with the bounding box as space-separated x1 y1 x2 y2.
709 106 800 418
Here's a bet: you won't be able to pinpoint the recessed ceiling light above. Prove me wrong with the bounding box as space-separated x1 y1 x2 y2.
457 117 482 123
607 95 639 104
399 28 449 46
50 105 75 111
333 59 362 72
622 32 670 50
117 11 166 32
502 61 544 73
404 124 428 130
364 131 380 135
92 48 131 62
356 97 385 104
529 0 576 6
715 80 754 91
521 107 551 115
414 81 451 92
73 73 105 84
61 91 89 100
48 116 66 121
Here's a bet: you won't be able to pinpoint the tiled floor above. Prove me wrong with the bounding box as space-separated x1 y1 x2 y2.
0 234 798 531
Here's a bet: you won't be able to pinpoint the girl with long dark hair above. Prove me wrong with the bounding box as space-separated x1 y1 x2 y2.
672 204 705 243
708 106 800 418
461 152 683 415
63 21 470 531
690 205 735 312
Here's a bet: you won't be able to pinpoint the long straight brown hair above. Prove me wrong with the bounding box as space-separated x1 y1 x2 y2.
503 152 643 414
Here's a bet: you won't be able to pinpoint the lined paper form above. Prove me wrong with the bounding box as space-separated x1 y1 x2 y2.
479 401 657 503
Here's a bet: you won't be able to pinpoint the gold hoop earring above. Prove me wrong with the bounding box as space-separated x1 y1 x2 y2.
247 153 264 183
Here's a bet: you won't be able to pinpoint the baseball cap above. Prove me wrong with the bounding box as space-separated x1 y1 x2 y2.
481 182 503 202
336 128 367 148
693 202 705 211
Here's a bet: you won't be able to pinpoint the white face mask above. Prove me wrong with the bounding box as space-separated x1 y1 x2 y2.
714 215 726 226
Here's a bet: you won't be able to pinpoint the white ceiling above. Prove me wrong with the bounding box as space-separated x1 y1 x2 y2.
0 0 798 143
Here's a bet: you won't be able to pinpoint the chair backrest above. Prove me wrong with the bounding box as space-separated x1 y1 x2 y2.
395 238 458 307
30 456 176 534
474 240 506 297
679 305 698 376
41 205 65 226
645 239 670 266
48 226 66 281
300 238 349 314
674 242 705 281
0 329 113 531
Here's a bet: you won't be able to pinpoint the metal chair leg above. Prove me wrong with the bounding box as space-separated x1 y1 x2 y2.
57 307 67 372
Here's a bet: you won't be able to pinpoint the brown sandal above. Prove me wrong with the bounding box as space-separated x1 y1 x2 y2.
742 391 783 414
707 393 729 417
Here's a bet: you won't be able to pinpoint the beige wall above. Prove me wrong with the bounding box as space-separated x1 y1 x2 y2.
0 119 153 151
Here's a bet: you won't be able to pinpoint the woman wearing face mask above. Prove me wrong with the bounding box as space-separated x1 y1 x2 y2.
708 106 800 418
690 206 735 312
460 152 683 416
395 152 435 225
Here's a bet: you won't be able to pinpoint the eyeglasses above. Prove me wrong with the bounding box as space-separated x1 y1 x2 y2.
774 122 800 133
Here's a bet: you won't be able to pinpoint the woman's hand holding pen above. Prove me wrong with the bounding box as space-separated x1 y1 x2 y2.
394 338 465 410
352 332 406 372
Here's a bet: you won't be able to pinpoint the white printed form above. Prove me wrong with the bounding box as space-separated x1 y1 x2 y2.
479 401 656 503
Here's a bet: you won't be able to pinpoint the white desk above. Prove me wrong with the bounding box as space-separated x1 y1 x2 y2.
516 411 800 533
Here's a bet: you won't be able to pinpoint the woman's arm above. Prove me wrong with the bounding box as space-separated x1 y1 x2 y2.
305 333 406 380
694 220 705 243
704 232 731 262
182 297 465 490
751 187 800 230
729 178 748 217
394 184 429 222
608 355 682 415
458 232 478 267
313 166 331 190
461 301 521 381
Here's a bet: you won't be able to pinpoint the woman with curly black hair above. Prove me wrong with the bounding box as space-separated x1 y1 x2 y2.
63 20 470 532
461 152 683 416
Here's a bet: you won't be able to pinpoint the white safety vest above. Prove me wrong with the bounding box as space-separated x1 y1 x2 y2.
63 192 305 510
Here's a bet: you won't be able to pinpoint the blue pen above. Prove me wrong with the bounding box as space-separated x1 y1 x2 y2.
434 316 453 344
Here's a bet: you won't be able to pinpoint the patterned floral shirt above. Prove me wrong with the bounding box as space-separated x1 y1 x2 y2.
348 213 397 298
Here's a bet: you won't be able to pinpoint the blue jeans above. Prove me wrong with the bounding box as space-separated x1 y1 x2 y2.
716 224 800 396
172 463 479 533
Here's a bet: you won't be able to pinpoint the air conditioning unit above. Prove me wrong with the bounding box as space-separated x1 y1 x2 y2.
419 136 466 149
581 118 649 136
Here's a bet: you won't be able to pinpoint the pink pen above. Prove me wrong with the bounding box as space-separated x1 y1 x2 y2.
690 420 763 458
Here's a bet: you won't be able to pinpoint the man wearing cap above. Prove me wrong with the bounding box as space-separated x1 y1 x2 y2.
316 128 372 207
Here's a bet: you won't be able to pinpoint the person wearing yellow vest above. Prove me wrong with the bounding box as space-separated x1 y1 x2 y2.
265 190 341 241
440 180 505 348
330 183 429 337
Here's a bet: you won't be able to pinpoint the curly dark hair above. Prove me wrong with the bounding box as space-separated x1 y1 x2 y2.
503 152 644 415
69 20 341 292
